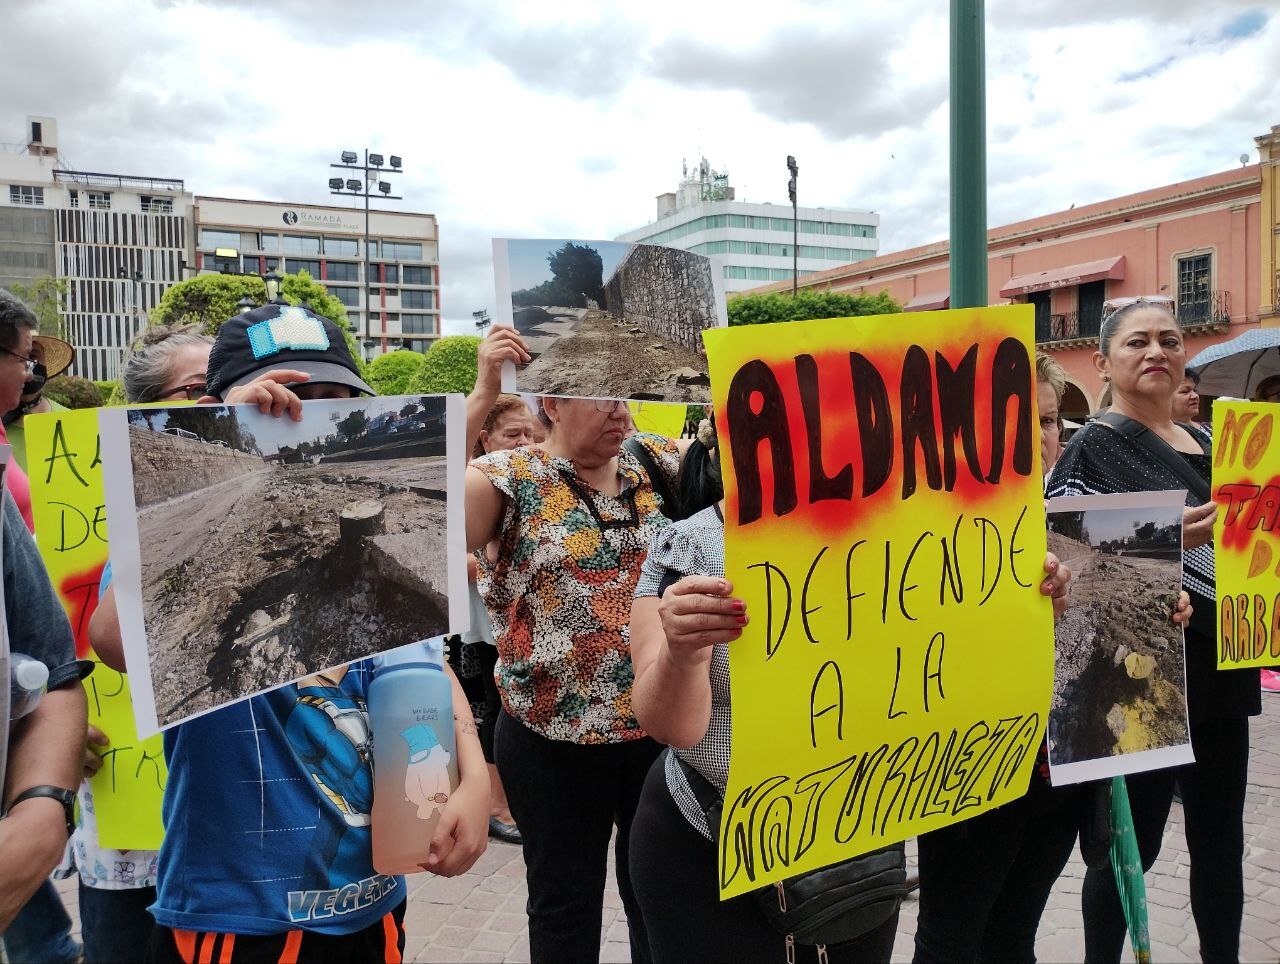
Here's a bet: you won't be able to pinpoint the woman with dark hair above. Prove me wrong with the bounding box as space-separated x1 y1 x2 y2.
1047 297 1259 963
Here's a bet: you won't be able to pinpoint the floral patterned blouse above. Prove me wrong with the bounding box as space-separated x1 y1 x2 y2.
473 433 680 744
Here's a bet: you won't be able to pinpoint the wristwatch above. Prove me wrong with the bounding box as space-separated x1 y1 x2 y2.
8 785 77 838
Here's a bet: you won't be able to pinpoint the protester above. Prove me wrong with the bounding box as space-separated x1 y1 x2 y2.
451 392 536 844
0 289 37 529
1047 297 1259 963
95 305 488 962
3 331 73 473
0 296 88 938
1036 351 1067 475
1252 372 1280 403
626 417 1087 963
121 323 215 404
465 325 686 963
1173 369 1201 424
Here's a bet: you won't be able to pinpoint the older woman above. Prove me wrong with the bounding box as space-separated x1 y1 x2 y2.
1047 297 1259 963
1036 351 1066 475
465 328 684 964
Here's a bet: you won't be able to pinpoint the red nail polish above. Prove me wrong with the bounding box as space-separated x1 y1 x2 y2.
736 614 748 624
731 600 745 612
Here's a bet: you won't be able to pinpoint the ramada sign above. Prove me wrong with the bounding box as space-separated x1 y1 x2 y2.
282 209 356 229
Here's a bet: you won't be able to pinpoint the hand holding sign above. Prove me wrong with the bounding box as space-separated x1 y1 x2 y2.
659 576 748 663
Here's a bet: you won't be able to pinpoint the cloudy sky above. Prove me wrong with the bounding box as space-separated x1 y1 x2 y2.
2 0 1275 334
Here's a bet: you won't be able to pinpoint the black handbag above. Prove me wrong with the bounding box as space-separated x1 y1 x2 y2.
672 751 908 957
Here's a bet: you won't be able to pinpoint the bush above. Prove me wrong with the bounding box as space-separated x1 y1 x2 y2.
408 336 481 394
367 350 428 396
44 375 104 409
94 380 119 402
727 289 901 327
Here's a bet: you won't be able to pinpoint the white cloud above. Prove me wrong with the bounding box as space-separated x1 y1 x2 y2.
1 0 1275 334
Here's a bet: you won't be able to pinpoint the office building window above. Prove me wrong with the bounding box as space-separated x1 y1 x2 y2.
330 287 360 307
381 264 399 284
347 311 361 328
283 234 321 255
199 229 244 250
261 234 280 253
140 195 173 214
402 289 434 309
402 314 434 334
1176 253 1212 325
325 238 358 257
326 261 358 282
287 258 321 277
382 241 422 260
402 265 432 285
9 185 44 206
87 191 111 210
209 253 240 274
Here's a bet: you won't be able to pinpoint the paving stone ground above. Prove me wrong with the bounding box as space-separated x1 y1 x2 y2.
49 702 1279 963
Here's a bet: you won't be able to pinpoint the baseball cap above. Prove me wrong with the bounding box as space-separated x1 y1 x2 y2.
206 303 373 399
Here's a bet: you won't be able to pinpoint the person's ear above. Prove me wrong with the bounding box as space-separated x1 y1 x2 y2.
1091 350 1109 380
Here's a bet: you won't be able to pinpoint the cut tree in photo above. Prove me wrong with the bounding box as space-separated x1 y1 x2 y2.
1045 490 1193 785
493 238 727 403
100 395 466 738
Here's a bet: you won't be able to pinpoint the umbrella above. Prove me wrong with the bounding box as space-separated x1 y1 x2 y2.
1109 776 1152 964
1187 328 1280 399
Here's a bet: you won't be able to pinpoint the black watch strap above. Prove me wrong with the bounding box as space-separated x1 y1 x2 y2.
8 785 76 837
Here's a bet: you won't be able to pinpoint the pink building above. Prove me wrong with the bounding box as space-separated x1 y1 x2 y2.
754 123 1280 419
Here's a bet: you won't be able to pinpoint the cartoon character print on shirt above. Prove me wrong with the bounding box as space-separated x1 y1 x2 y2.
400 723 451 818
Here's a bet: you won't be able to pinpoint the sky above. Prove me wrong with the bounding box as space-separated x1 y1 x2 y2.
2 1 1276 335
506 239 630 291
1082 505 1182 544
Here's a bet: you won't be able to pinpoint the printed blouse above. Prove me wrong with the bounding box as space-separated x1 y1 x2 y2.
473 433 680 744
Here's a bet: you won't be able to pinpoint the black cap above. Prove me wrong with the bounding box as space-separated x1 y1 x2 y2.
206 304 374 399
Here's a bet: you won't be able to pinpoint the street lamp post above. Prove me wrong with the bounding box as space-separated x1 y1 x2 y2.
787 155 798 297
329 150 403 360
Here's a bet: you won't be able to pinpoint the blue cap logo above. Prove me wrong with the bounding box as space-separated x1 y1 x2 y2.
246 306 330 359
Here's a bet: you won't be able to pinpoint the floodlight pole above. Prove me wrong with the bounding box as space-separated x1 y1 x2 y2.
330 150 403 359
949 0 988 308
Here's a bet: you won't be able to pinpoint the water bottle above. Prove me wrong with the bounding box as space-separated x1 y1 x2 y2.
368 639 458 874
10 654 49 720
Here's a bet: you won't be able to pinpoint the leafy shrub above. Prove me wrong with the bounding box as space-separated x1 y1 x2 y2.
408 336 481 394
43 375 104 409
727 289 901 327
367 350 428 396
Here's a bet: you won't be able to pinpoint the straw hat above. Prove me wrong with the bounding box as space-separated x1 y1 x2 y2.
32 335 74 378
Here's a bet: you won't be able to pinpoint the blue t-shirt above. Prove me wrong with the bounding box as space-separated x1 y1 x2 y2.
153 660 404 936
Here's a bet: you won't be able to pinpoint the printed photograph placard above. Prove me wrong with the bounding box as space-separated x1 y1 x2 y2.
101 395 466 737
493 238 726 402
1046 490 1193 785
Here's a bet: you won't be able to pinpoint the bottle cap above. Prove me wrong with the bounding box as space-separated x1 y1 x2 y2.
374 638 444 673
14 658 49 692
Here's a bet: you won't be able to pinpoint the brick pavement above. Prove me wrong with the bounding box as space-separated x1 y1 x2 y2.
47 703 1279 963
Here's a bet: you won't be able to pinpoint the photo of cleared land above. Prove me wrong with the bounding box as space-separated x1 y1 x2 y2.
123 396 452 726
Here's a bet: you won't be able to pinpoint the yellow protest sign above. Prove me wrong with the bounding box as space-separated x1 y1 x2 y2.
25 409 166 850
629 400 688 439
1213 400 1280 668
704 305 1053 899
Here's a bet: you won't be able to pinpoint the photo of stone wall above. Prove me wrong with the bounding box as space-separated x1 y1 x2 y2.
498 238 726 402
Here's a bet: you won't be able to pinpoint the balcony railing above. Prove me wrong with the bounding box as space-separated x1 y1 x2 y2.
1036 290 1231 346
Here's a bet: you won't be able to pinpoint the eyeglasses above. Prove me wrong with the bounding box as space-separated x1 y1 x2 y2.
0 346 37 375
591 399 627 414
158 381 207 401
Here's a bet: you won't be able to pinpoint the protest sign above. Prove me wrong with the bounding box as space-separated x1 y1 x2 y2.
703 305 1052 899
629 400 688 439
1213 400 1280 668
100 394 467 737
493 238 725 402
25 409 166 849
1045 491 1191 785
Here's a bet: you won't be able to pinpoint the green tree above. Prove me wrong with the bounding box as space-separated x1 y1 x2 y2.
726 289 901 327
9 276 69 338
367 349 427 396
42 375 103 409
149 271 366 375
408 335 481 394
336 408 370 441
511 242 605 308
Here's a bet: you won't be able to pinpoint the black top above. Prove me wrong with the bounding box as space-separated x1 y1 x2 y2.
1046 421 1260 722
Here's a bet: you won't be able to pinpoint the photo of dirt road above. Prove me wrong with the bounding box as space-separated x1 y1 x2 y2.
117 396 455 727
497 238 724 402
1046 494 1191 782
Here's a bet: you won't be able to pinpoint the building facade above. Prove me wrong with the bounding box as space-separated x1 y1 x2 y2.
194 198 440 356
750 124 1280 418
615 160 879 293
1 116 193 380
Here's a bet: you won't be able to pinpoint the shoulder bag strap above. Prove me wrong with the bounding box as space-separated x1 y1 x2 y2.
622 435 680 519
1094 412 1211 503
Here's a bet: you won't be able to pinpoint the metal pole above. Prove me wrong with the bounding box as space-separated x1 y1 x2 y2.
949 0 988 309
364 148 372 358
787 155 799 297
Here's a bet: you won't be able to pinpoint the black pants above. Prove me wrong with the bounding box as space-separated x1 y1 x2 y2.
495 709 660 964
914 777 1085 963
446 637 500 762
629 757 899 963
1082 714 1250 963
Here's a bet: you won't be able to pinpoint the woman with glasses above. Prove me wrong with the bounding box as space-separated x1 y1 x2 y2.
120 323 213 403
0 288 40 529
464 327 687 964
1047 297 1259 963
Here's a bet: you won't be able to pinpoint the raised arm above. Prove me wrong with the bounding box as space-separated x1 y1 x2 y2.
465 328 530 457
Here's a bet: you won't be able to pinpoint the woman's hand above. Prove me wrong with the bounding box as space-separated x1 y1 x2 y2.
216 370 311 422
1040 553 1072 620
474 328 530 399
1182 503 1217 550
1172 590 1193 626
420 772 489 877
83 724 108 781
659 576 748 667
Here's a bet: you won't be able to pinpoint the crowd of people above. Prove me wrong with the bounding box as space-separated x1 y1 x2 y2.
0 284 1272 964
